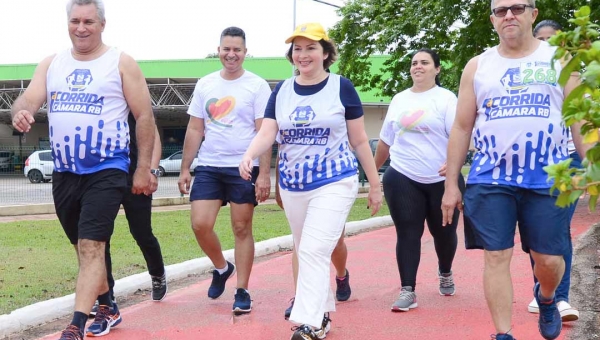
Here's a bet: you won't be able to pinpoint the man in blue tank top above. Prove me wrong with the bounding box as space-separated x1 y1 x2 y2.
441 1 590 339
11 1 157 339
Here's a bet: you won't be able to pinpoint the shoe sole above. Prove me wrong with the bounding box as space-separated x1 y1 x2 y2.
391 302 418 312
152 286 168 302
233 305 252 315
529 306 540 314
560 309 579 322
439 289 456 296
208 265 236 299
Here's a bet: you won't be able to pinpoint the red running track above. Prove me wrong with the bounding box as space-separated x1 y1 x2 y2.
39 203 597 340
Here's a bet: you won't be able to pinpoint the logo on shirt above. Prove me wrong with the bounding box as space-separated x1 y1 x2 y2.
289 106 316 127
206 96 235 128
394 109 429 135
280 106 329 145
49 69 104 115
500 67 529 95
66 69 93 92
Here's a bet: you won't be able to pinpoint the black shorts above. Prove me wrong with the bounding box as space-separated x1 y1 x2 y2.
52 169 127 244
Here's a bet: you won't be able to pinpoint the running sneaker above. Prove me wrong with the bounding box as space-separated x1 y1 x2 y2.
335 269 351 301
208 261 236 299
391 286 418 312
89 300 100 317
314 313 331 339
534 283 562 340
438 270 456 296
491 334 516 339
86 303 122 337
290 324 320 340
151 273 168 301
530 298 580 322
58 325 83 340
284 297 295 320
232 288 252 315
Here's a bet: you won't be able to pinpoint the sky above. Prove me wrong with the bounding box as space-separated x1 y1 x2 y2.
0 0 345 65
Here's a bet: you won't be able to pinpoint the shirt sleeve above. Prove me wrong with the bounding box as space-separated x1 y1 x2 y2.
264 81 284 120
254 80 273 120
379 95 398 146
187 79 205 119
340 77 364 120
444 91 458 137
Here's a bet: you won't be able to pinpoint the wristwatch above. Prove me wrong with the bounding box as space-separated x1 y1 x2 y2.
150 169 161 177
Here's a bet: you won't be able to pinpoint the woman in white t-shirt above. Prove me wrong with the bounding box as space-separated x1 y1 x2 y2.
374 48 465 312
240 22 382 340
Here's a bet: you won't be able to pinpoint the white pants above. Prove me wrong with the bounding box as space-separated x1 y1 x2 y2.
280 175 358 328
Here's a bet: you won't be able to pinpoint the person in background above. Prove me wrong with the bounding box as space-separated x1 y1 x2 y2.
374 48 464 312
239 22 382 340
178 26 272 316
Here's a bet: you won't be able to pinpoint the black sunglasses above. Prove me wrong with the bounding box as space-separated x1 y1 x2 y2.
491 4 534 17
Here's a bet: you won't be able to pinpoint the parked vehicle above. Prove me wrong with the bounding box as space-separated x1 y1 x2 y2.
24 150 53 183
0 151 13 171
158 151 199 176
356 138 391 184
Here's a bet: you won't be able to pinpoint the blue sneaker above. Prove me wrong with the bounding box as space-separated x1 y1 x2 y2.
491 334 516 340
208 261 236 299
232 288 252 315
335 269 351 301
534 282 562 340
86 303 122 337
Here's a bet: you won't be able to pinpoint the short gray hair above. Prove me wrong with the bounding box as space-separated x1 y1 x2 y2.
66 0 105 22
491 0 535 11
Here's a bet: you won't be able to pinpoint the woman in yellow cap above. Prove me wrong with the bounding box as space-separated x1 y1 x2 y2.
240 22 382 339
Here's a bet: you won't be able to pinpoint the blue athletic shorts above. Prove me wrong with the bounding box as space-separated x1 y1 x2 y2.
190 166 259 206
463 184 570 255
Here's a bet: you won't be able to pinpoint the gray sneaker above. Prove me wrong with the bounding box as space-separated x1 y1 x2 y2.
391 286 417 312
439 271 456 296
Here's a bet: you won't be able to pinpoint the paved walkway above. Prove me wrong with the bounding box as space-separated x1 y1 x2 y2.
35 202 597 340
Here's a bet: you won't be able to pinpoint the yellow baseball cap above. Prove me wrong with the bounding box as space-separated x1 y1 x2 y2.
285 23 330 44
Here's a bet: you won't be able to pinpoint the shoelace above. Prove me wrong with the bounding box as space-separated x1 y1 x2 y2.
60 325 83 340
291 324 317 336
93 305 111 323
439 275 454 288
152 275 165 290
397 290 415 302
539 301 557 322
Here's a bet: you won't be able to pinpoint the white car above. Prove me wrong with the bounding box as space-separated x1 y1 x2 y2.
158 151 199 176
24 150 53 183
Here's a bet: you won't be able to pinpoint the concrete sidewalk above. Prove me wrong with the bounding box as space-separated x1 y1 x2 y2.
30 200 598 340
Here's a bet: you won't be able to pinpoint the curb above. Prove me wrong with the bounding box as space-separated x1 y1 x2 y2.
0 215 392 338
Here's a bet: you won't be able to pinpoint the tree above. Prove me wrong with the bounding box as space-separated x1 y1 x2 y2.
329 0 600 96
544 5 600 209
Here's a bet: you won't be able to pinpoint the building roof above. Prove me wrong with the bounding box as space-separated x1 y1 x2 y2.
0 56 392 104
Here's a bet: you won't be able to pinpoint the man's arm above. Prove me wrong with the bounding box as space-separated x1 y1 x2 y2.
120 53 156 194
178 116 204 195
441 56 479 225
11 55 55 133
148 126 161 194
254 118 272 202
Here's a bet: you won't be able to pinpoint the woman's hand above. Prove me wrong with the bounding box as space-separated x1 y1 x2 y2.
367 184 383 216
239 155 254 181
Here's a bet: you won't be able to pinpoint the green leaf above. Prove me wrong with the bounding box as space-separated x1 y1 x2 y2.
588 194 598 212
558 54 581 87
562 84 588 115
568 190 584 204
555 192 571 207
578 5 591 17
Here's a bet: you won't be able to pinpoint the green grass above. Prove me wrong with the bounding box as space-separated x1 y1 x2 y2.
0 197 389 315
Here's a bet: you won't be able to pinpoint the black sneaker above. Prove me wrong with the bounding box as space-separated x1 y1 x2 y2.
534 283 562 340
291 324 319 340
232 288 252 315
58 325 83 340
491 334 516 340
284 297 295 320
89 299 115 317
151 273 168 301
208 261 236 299
335 269 351 301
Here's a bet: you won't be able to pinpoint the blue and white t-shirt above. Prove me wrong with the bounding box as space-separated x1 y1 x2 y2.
46 47 130 174
469 42 568 188
265 73 363 192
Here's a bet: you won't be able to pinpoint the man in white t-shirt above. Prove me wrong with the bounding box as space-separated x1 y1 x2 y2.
177 26 272 315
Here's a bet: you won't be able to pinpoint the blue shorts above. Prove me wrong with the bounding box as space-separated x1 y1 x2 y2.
463 184 570 255
190 166 259 206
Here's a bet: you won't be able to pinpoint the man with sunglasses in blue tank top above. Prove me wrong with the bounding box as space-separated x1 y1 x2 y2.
441 1 592 339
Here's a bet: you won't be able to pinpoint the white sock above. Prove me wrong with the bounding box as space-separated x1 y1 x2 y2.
216 264 228 275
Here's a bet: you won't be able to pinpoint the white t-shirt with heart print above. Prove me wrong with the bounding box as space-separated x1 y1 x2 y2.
188 70 272 167
379 86 457 184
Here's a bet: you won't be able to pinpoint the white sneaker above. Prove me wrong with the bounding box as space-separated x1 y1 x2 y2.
557 301 579 322
528 298 539 313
